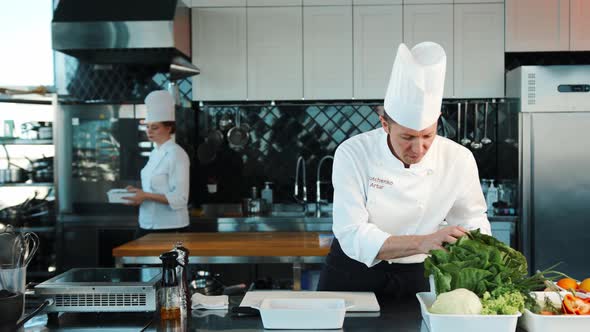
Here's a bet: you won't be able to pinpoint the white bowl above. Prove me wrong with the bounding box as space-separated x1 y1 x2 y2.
416 292 521 332
257 298 346 330
106 189 133 204
520 291 590 332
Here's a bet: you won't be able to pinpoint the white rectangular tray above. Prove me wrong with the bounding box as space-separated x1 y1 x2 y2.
417 292 520 332
107 188 132 204
520 292 590 332
257 298 346 330
240 290 380 312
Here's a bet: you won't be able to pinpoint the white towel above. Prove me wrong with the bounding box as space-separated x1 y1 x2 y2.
191 293 229 310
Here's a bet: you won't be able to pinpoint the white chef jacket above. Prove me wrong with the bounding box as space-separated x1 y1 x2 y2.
139 138 190 230
332 128 490 267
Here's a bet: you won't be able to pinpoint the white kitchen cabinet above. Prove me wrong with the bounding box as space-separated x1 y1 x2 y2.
454 0 503 3
454 4 504 98
247 0 301 6
304 0 352 5
353 0 402 4
505 0 569 52
404 4 454 97
191 0 246 7
404 0 452 4
247 7 303 100
353 5 402 99
192 8 247 101
570 0 590 50
303 6 353 99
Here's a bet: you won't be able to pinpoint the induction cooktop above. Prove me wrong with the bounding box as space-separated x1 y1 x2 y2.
35 268 161 313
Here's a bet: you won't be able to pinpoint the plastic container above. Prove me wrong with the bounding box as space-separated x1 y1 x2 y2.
416 292 521 332
520 292 590 332
261 182 273 212
257 298 346 330
106 189 132 203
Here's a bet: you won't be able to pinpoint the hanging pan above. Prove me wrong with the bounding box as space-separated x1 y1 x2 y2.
227 110 249 150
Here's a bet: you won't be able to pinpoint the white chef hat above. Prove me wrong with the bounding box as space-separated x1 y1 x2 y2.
383 41 446 131
144 90 175 123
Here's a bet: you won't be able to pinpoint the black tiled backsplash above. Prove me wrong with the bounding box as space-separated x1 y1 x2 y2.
193 101 502 204
61 55 193 103
58 54 507 206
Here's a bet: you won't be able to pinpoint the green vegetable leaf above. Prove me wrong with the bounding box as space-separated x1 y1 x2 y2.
424 229 530 297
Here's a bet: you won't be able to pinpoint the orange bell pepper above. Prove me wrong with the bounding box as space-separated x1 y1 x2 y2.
562 294 590 315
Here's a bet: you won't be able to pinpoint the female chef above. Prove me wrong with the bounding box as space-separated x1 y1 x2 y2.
124 90 191 239
317 42 491 298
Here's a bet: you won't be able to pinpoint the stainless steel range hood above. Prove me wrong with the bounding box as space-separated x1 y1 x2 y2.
52 0 199 79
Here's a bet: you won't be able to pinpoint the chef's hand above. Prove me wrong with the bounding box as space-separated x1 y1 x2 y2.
419 225 467 253
122 185 146 206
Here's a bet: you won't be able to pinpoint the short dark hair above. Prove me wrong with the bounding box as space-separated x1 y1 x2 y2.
376 106 395 124
161 121 176 134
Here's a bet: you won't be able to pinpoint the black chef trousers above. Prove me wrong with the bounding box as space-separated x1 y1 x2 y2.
317 238 429 299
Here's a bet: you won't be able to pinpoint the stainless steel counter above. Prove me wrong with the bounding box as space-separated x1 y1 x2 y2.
59 214 515 232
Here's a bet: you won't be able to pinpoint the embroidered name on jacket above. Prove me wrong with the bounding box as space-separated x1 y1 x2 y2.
369 176 393 189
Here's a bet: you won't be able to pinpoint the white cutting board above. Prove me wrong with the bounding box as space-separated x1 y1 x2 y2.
240 291 380 312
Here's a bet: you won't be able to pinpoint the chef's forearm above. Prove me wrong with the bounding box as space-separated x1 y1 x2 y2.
143 192 169 205
376 235 425 260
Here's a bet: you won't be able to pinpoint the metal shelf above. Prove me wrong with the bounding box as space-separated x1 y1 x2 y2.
14 226 56 233
0 96 53 105
0 138 53 145
0 182 53 187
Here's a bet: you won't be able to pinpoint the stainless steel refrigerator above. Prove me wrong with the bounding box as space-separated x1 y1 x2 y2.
507 66 590 279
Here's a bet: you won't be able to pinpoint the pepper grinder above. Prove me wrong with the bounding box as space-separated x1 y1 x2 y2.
173 241 191 317
159 251 181 321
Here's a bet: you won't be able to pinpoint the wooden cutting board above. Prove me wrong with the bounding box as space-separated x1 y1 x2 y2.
239 290 381 312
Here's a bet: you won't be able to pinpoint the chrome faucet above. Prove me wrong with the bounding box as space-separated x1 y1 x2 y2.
294 156 308 212
316 155 334 217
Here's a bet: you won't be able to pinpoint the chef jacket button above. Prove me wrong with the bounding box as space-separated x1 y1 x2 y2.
427 169 434 175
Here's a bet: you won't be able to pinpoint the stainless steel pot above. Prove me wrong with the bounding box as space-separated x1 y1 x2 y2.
8 164 29 183
0 169 9 183
9 168 24 183
0 168 27 183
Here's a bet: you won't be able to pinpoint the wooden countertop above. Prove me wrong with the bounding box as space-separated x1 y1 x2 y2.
112 232 333 257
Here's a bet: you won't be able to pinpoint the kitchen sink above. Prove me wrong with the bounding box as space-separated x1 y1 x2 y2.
270 203 333 218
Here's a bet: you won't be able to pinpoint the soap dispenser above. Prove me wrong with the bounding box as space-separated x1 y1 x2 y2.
261 182 274 213
486 180 498 216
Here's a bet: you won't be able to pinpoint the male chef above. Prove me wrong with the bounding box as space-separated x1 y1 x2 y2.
317 42 491 298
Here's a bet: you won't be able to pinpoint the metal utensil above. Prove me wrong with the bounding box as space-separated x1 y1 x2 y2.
438 105 456 139
21 232 39 267
218 113 234 132
227 110 249 150
481 101 492 144
207 129 224 149
460 101 471 146
471 103 483 150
